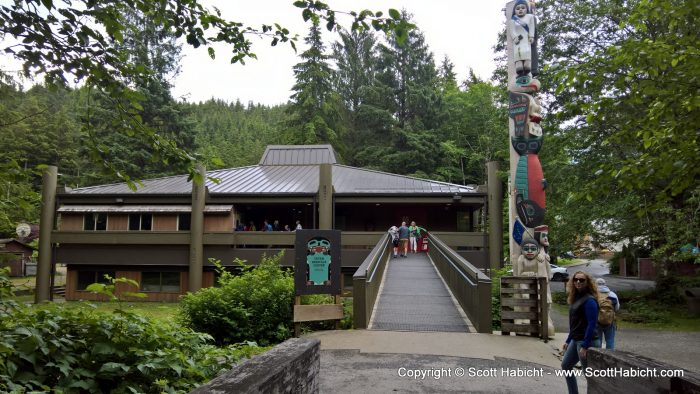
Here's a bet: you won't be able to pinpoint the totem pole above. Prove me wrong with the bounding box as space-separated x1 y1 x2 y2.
506 0 554 337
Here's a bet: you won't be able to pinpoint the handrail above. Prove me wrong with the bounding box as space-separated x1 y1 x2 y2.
352 233 391 329
428 234 492 333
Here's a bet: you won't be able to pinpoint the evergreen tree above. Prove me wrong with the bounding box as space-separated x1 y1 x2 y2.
438 55 458 93
356 10 441 177
332 28 378 163
78 7 196 184
285 20 344 153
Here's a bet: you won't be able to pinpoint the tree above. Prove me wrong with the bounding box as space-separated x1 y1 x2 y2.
0 0 411 184
285 20 343 149
331 28 378 161
353 11 442 177
536 0 699 263
77 7 197 183
437 55 458 93
436 80 507 185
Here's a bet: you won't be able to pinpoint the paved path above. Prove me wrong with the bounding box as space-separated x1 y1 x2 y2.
370 253 469 332
306 256 698 392
550 305 700 372
309 330 578 393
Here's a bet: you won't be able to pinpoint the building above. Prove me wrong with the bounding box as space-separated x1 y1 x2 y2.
49 145 489 301
0 239 34 277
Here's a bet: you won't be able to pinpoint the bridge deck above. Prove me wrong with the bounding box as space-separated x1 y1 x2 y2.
370 252 470 332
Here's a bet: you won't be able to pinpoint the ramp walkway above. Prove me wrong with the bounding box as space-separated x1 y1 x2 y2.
370 252 470 332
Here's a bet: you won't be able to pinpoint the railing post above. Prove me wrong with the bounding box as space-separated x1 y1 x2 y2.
352 274 367 329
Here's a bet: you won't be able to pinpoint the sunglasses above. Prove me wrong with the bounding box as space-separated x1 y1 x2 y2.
573 278 587 283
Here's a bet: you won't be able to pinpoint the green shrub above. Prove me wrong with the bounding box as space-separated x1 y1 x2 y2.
0 268 261 393
608 255 619 275
654 274 685 304
620 299 669 323
552 291 568 305
490 267 511 330
179 253 294 346
0 307 257 393
340 298 353 329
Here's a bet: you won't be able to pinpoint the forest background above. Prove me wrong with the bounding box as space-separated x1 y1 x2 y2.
0 0 697 267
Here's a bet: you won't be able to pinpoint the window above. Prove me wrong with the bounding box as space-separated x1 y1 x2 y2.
84 213 107 231
178 213 191 231
77 270 115 290
141 272 180 292
128 213 152 231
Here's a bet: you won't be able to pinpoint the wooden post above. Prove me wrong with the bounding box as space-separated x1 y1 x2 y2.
538 277 549 342
294 296 302 337
487 161 503 271
318 164 333 230
36 165 57 303
189 164 205 293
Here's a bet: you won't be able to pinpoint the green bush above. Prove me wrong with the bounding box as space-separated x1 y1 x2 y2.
608 255 619 275
490 267 511 330
0 269 259 393
179 253 294 346
0 306 255 393
620 298 669 324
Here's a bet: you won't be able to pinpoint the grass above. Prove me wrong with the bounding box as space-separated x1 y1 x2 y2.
555 258 585 267
60 301 180 323
10 272 66 289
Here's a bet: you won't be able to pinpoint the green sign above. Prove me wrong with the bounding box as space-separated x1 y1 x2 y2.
295 230 341 296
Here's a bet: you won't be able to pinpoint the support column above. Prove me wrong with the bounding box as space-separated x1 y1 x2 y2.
318 164 333 230
189 164 205 293
36 165 57 303
487 161 503 271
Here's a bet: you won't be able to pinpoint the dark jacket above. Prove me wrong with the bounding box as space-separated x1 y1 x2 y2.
567 294 598 348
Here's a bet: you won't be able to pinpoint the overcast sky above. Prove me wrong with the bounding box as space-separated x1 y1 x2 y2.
171 1 507 106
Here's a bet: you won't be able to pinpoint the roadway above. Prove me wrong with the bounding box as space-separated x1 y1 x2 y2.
550 258 655 293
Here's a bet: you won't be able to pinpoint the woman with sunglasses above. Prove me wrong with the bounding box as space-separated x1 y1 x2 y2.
561 271 601 394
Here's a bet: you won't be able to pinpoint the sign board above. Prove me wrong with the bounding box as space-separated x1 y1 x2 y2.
294 229 341 296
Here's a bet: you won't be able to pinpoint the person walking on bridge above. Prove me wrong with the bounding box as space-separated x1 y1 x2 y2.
388 226 400 258
409 221 420 253
398 222 410 257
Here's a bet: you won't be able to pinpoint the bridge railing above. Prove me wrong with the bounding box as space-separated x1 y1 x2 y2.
352 233 392 329
428 235 492 333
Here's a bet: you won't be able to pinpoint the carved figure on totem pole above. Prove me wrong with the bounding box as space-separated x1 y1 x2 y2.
517 234 554 337
509 0 540 92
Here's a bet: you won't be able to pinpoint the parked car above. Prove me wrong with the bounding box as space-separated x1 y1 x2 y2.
560 251 576 259
550 264 569 281
505 264 569 282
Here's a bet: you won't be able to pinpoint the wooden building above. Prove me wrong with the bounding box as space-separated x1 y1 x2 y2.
50 145 489 301
0 239 34 277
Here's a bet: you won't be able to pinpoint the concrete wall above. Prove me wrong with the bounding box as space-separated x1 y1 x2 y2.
587 348 700 394
190 338 320 394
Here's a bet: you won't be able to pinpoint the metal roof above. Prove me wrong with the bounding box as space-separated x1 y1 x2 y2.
57 205 233 213
259 145 337 165
65 145 478 196
65 164 477 196
67 164 477 196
